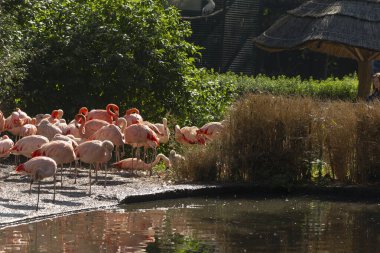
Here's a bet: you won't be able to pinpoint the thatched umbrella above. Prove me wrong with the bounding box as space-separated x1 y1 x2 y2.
253 0 380 99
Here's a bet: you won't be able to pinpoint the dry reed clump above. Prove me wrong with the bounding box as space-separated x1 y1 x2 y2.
355 101 380 183
177 145 219 181
183 94 380 185
224 94 315 184
312 101 357 182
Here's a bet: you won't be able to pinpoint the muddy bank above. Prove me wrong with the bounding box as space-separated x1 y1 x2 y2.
0 163 218 228
1 161 380 229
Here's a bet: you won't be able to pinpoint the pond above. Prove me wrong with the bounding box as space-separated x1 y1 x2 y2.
0 195 380 252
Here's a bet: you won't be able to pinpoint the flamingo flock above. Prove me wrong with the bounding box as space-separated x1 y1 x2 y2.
0 104 225 210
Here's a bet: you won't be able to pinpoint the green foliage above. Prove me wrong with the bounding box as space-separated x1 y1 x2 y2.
9 0 201 120
0 5 29 113
184 69 238 125
181 72 358 126
213 72 358 101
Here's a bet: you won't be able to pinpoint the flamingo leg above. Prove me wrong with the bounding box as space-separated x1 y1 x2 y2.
104 163 107 188
29 178 33 195
53 174 56 203
60 163 64 187
74 160 78 184
95 163 98 182
36 180 41 211
89 164 92 196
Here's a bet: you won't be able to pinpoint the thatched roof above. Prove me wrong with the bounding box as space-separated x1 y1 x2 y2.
253 0 380 61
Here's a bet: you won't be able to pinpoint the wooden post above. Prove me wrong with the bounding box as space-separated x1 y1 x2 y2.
357 60 372 99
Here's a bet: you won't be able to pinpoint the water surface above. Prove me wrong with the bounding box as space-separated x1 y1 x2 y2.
1 195 380 252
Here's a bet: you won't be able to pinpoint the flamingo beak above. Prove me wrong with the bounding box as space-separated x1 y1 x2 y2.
112 162 122 169
15 164 25 172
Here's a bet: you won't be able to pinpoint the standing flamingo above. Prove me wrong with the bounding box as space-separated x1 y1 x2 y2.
52 133 78 149
92 124 124 162
85 104 119 123
4 111 24 134
196 121 224 142
169 150 185 168
112 153 170 176
124 108 143 126
19 121 38 137
75 114 110 139
15 156 57 211
0 111 5 132
10 135 49 160
47 110 60 124
175 125 206 145
74 140 114 194
0 135 14 158
37 119 62 140
124 124 159 160
32 140 76 186
154 118 170 144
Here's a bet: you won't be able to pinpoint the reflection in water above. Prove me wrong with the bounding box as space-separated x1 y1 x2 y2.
0 196 380 252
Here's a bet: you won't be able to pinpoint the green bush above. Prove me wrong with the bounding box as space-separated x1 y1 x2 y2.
0 5 29 113
4 0 202 121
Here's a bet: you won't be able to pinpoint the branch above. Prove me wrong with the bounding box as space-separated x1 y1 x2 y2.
181 8 225 20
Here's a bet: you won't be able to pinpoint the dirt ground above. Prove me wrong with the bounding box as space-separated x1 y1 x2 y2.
0 162 212 228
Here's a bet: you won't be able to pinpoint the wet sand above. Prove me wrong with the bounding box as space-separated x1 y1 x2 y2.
0 162 215 228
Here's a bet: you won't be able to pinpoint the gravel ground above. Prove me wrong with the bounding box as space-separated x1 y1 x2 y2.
0 162 214 227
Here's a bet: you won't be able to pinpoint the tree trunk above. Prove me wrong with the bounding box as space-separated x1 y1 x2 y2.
357 60 372 99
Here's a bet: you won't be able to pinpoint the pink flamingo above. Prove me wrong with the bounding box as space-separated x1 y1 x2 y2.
15 156 57 211
52 133 78 149
74 140 114 194
75 114 110 139
154 118 170 144
19 121 38 137
81 104 119 123
196 121 224 142
124 108 143 126
11 108 32 126
37 119 62 140
4 111 23 132
64 118 82 137
112 153 170 176
34 113 51 125
10 135 49 159
47 110 60 124
0 135 14 158
32 140 76 186
0 111 5 132
124 124 159 160
174 125 206 145
92 124 124 162
78 106 88 117
169 150 185 169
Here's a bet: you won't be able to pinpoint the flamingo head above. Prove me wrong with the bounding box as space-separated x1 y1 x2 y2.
102 140 114 152
57 109 64 119
125 108 140 116
112 161 123 169
75 114 86 124
15 163 25 173
79 107 88 116
51 110 59 119
107 104 119 117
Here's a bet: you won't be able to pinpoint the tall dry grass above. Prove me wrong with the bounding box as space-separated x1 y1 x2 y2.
181 94 380 185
